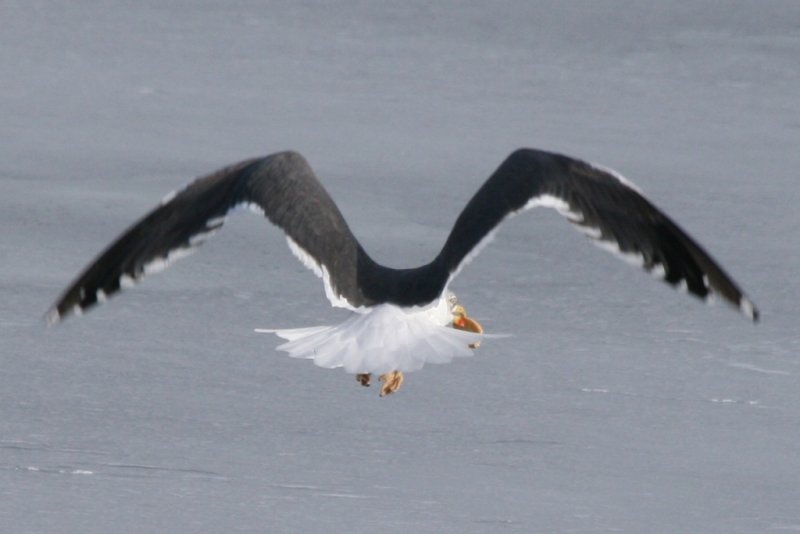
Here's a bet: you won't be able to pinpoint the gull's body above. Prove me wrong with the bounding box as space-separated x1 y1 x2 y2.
48 148 758 395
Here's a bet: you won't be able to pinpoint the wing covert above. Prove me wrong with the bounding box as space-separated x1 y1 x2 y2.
439 148 758 321
47 151 369 322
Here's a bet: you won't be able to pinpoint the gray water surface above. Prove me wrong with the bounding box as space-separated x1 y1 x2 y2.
2 2 798 532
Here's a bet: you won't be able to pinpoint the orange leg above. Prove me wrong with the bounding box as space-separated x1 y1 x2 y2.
356 373 371 387
378 371 405 397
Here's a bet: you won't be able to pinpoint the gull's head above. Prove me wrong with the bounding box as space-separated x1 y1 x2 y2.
445 290 484 348
422 290 461 327
446 290 459 314
446 289 469 320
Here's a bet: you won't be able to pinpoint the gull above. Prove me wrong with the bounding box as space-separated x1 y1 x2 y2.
48 148 759 396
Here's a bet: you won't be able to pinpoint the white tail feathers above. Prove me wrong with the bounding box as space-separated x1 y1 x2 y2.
256 304 483 375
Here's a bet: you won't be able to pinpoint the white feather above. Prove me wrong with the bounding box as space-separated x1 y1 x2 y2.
524 194 574 217
448 193 583 286
593 239 646 268
160 189 178 205
740 298 757 321
576 224 603 240
286 236 323 278
142 247 195 275
255 298 482 375
650 264 667 279
242 202 265 216
447 227 499 282
590 162 645 195
285 236 364 312
189 229 218 246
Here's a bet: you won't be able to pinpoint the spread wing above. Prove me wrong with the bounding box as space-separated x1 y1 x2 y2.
48 147 759 324
437 148 758 321
47 151 373 323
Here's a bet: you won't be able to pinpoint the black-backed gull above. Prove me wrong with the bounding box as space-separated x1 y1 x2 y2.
48 149 758 396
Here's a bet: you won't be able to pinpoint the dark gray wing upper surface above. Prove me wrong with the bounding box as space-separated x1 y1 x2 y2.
438 148 758 320
47 151 372 322
48 148 758 324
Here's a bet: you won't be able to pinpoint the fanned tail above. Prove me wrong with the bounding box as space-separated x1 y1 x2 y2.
255 305 482 375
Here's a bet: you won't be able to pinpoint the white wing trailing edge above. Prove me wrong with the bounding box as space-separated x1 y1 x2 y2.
48 147 758 387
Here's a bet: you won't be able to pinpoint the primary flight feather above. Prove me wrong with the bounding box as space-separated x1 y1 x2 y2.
48 148 758 395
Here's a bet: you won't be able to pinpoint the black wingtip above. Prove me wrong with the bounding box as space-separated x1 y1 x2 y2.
44 303 78 326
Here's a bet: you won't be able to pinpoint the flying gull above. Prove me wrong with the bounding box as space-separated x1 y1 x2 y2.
47 149 759 396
